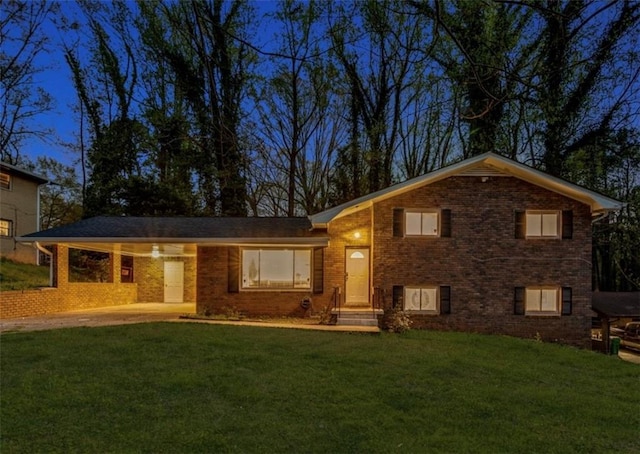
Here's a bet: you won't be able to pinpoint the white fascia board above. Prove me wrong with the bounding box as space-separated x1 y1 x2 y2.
310 153 623 225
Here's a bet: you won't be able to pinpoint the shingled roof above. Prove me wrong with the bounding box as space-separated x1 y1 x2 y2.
19 216 327 245
592 292 640 318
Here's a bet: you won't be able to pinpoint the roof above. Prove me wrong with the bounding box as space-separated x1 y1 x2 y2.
592 292 640 318
18 216 328 256
0 161 48 185
310 152 624 227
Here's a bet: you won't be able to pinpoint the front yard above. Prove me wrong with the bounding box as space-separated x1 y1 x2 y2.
1 324 638 453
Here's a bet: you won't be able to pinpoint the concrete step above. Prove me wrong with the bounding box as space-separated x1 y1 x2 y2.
336 317 379 327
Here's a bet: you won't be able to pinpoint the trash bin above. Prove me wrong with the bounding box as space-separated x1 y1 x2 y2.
610 337 621 355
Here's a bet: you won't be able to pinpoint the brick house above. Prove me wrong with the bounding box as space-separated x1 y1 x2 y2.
12 153 621 347
0 161 48 264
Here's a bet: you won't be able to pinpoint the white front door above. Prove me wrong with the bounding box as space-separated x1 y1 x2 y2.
345 248 369 306
164 261 184 303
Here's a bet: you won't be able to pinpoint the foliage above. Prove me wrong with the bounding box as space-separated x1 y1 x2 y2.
381 306 412 333
1 324 638 453
0 0 56 163
68 248 111 283
0 257 50 291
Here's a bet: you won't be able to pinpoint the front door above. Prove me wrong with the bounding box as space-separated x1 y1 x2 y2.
164 261 184 303
345 248 369 306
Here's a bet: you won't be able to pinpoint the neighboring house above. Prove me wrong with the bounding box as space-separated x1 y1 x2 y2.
0 162 48 264
14 153 622 347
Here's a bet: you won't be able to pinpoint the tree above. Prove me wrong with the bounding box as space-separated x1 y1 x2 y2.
0 0 56 164
254 0 344 216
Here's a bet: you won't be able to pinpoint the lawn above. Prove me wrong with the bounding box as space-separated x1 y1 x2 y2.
1 324 638 453
0 257 50 291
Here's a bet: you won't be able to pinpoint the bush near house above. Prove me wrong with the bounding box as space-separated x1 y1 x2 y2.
1 324 638 453
0 257 49 291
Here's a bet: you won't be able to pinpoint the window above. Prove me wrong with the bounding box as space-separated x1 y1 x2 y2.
405 287 438 312
0 173 10 190
394 208 451 237
393 285 451 314
242 248 311 290
526 288 559 314
526 211 559 237
514 286 572 316
0 219 12 237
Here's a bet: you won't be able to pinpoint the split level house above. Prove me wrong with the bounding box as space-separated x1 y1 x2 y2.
11 153 622 347
0 161 48 264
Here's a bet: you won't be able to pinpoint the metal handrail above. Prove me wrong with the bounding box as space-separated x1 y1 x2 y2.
332 286 341 316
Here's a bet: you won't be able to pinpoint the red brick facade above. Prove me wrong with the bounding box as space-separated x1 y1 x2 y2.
2 168 596 348
1 245 137 318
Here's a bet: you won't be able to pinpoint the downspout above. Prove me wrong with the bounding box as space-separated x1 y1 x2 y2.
34 241 54 287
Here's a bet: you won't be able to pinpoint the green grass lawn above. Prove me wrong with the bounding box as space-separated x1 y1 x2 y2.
1 324 638 453
0 257 50 291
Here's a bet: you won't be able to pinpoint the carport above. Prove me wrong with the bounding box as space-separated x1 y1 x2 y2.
591 291 640 354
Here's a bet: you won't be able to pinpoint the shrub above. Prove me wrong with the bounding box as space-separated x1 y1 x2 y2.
382 307 412 333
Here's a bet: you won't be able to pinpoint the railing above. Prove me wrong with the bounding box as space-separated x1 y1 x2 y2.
373 287 385 316
332 286 341 316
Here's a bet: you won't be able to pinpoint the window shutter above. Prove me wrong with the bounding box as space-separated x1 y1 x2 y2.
515 211 526 239
561 287 572 315
392 285 404 308
562 210 573 239
312 247 324 294
393 208 404 237
440 286 451 314
514 287 525 315
441 209 452 238
228 247 239 293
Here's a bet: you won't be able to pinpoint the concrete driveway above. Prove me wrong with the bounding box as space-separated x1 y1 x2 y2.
0 303 194 333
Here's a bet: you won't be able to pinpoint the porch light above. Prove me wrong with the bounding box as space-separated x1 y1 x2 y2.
151 245 160 258
354 231 361 239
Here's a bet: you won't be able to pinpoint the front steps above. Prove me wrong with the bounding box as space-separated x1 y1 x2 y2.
333 307 382 328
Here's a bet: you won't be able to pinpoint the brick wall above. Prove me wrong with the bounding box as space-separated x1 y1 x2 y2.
0 245 138 319
196 246 314 317
136 256 196 303
372 176 592 348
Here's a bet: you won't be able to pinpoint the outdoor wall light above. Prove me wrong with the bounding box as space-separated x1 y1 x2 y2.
151 245 160 258
354 231 361 239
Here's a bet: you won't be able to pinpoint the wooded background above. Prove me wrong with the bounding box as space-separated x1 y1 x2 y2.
1 0 638 291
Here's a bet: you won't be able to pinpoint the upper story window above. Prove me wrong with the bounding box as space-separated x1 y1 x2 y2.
0 173 10 190
241 248 311 290
406 211 439 236
516 210 573 239
0 219 13 237
393 208 451 238
526 211 559 238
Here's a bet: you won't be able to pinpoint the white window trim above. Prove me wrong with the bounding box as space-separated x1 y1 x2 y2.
404 286 440 314
405 209 440 237
525 287 560 316
525 210 560 239
240 247 312 291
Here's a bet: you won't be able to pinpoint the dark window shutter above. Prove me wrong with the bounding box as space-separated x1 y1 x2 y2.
515 211 526 239
312 247 324 294
392 285 404 308
393 208 404 237
228 247 239 293
441 209 452 238
514 287 525 315
562 210 573 239
440 286 451 314
561 287 572 315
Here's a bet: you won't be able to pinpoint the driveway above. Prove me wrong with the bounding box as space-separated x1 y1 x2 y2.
0 303 194 333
